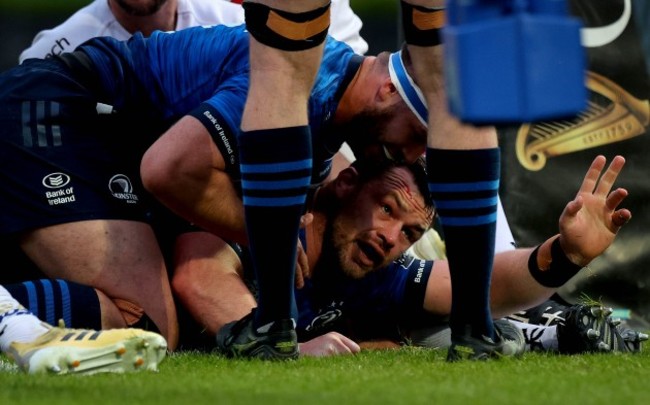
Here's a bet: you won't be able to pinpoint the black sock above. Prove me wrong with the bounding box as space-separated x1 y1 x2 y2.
239 126 312 328
427 148 500 339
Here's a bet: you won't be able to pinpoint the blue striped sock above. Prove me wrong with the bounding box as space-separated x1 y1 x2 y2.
239 126 312 327
4 279 101 329
427 147 500 339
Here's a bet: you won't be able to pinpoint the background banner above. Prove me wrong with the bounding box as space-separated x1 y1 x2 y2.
499 0 650 326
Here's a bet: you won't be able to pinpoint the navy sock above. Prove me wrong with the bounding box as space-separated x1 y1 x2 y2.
4 279 101 330
239 126 312 327
426 148 500 339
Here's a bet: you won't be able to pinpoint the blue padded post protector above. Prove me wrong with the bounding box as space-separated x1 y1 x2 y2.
443 0 586 123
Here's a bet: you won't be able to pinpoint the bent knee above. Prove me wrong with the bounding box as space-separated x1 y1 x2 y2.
171 266 200 302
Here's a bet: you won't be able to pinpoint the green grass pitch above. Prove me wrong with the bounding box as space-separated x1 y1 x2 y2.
1 347 648 405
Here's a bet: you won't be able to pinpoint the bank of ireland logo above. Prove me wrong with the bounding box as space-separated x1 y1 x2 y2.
42 172 70 189
108 174 139 204
42 172 76 205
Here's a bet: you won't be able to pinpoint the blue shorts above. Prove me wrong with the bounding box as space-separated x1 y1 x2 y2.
0 57 158 236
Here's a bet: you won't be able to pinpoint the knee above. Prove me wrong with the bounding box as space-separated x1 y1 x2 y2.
171 265 199 304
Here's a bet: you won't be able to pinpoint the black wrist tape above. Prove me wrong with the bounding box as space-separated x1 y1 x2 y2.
243 2 330 51
528 239 583 288
400 1 445 47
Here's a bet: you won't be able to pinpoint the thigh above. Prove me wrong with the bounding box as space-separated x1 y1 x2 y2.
20 219 167 295
19 219 179 349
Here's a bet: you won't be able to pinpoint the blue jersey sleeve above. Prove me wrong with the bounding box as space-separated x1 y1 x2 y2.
189 102 242 181
81 24 250 124
363 254 433 313
336 255 438 341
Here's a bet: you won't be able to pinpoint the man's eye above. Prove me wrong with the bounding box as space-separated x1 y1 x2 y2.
382 205 391 214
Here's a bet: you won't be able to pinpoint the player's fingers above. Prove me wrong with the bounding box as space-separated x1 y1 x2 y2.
594 155 625 196
295 243 304 289
295 265 305 289
578 155 607 194
340 337 361 353
612 208 632 228
300 213 314 228
605 187 628 211
563 195 584 217
329 333 360 354
296 240 310 283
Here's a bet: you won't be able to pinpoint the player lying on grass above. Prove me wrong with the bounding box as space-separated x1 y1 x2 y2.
0 21 400 352
2 155 637 360
172 154 636 358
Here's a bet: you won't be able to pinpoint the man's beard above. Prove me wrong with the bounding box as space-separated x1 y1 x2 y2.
318 218 350 280
308 219 354 304
319 211 373 281
113 0 168 16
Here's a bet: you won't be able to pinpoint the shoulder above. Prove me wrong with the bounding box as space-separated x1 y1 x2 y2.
176 0 244 29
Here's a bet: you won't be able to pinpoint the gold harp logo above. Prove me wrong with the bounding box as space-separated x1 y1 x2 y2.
516 71 650 171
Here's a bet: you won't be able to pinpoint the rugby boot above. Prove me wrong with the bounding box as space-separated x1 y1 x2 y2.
447 319 525 362
557 304 627 354
216 309 298 360
7 321 167 375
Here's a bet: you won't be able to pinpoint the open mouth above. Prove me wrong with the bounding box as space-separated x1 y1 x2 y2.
357 240 384 267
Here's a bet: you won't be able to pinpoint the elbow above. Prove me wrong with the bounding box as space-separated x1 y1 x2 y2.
140 146 179 198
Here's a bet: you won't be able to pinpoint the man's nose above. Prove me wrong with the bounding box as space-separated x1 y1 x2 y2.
379 223 402 250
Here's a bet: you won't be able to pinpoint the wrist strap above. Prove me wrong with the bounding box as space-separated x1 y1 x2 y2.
528 238 583 288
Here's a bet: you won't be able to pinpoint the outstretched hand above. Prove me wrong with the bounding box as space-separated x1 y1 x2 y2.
558 155 631 266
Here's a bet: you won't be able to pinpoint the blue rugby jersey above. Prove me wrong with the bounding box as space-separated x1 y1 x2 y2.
240 230 436 341
77 23 359 183
295 253 435 341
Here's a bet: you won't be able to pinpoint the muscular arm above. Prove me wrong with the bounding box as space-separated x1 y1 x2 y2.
171 231 359 356
172 231 254 334
422 155 630 319
422 243 590 320
141 116 247 245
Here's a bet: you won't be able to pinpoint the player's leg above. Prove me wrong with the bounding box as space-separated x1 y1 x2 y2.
400 0 502 360
3 278 126 330
0 285 167 375
0 59 179 350
0 286 49 352
19 220 179 350
218 0 330 359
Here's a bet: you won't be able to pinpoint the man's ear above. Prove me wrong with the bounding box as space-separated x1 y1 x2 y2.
379 77 399 103
378 77 403 109
334 166 359 198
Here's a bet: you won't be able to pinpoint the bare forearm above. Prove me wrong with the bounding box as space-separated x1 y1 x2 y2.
489 245 557 318
171 232 255 334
